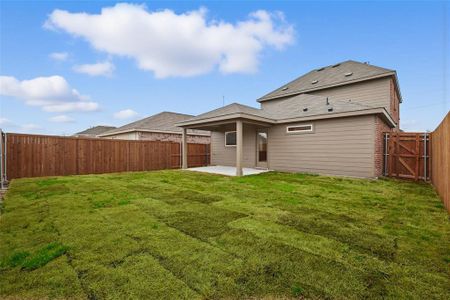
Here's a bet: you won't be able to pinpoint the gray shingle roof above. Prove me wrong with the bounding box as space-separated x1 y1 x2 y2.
99 112 209 136
178 98 380 126
182 103 273 123
258 60 395 102
264 94 377 120
75 126 116 136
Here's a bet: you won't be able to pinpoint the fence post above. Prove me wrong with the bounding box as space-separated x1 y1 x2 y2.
4 132 7 183
415 134 419 181
424 132 427 181
0 130 3 189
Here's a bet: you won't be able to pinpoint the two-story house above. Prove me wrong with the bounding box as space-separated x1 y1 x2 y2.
177 60 401 178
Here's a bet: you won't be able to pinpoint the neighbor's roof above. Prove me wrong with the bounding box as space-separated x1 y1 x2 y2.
99 112 210 137
258 60 400 102
75 125 116 136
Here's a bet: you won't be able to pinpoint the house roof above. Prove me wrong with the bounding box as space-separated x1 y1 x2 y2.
176 103 275 127
257 60 399 102
75 125 117 136
177 98 396 128
99 112 210 137
188 103 273 121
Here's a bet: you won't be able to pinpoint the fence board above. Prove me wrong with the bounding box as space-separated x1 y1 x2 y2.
431 112 450 213
5 133 210 180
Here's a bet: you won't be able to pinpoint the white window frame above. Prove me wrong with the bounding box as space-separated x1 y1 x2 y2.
286 124 314 134
224 131 237 147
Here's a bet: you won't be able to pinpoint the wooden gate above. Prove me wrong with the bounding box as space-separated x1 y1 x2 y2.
384 132 431 181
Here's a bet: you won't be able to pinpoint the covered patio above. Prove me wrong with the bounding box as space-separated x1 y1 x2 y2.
176 103 275 176
186 165 270 176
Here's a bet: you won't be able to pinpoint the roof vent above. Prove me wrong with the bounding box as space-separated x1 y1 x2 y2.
328 107 334 112
303 107 308 112
281 86 289 91
311 80 319 84
332 63 340 68
344 72 353 77
316 67 325 72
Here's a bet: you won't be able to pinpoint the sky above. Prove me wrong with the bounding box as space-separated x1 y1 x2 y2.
0 0 449 135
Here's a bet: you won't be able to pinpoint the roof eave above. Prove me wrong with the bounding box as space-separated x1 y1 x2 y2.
392 72 403 103
275 107 397 128
176 112 276 127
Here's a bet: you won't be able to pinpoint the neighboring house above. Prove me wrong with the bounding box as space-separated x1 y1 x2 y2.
98 112 210 144
177 60 401 178
74 125 117 138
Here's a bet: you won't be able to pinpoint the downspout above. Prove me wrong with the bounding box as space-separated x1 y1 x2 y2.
384 132 389 176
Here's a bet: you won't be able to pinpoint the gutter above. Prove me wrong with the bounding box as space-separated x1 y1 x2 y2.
176 112 276 127
176 107 396 129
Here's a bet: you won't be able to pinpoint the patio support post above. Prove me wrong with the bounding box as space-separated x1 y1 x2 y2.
182 127 188 169
236 120 243 176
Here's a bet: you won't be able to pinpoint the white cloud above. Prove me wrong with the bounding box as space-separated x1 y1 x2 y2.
49 115 75 123
0 75 99 113
73 61 115 76
19 123 42 133
49 52 69 61
0 118 12 126
114 109 138 119
45 4 294 78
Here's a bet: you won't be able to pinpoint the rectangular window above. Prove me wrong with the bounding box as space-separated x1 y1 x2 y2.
286 124 313 134
225 131 237 146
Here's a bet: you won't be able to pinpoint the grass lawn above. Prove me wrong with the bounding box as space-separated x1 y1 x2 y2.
0 170 449 299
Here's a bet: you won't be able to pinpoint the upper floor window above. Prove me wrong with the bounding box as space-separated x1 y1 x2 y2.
225 131 236 146
286 124 313 134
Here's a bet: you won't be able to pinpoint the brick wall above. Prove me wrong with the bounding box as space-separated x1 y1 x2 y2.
374 116 392 177
137 132 210 144
390 79 400 130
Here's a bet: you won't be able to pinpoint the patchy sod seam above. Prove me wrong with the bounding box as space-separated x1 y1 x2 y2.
120 235 202 297
98 209 238 298
277 213 398 261
21 242 69 271
51 219 94 300
66 252 96 300
137 209 244 261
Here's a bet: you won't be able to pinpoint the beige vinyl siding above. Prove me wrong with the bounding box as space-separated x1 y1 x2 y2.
268 115 376 178
309 77 391 111
211 124 257 167
261 77 391 114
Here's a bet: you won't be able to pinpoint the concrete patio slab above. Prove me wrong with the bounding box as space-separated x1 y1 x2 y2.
186 165 270 176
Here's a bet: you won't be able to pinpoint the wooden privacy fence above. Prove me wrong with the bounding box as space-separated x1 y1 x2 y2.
383 111 450 213
384 132 431 181
430 112 449 213
0 133 210 180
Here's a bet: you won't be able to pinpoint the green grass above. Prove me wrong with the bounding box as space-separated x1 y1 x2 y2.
0 170 449 299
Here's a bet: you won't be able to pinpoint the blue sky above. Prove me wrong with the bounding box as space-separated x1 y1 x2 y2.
0 1 448 135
